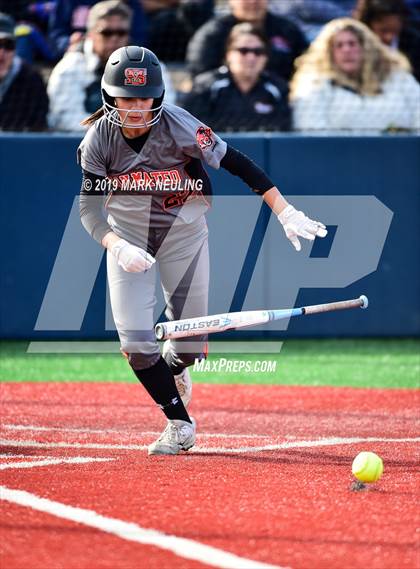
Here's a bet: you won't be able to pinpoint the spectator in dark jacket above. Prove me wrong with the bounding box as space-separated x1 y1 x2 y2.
183 22 291 132
186 0 308 80
0 13 48 131
353 0 420 82
144 0 214 61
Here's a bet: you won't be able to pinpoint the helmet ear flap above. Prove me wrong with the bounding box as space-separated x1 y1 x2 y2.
153 91 165 110
102 88 114 107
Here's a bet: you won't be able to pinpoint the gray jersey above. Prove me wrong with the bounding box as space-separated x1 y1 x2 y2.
78 103 227 246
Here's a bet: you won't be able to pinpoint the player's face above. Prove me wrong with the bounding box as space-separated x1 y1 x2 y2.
115 97 155 128
370 15 403 46
0 37 15 80
226 33 267 81
90 16 130 63
331 30 363 77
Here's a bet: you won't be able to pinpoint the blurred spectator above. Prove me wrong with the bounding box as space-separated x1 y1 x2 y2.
290 18 420 133
48 0 147 59
0 12 49 131
186 0 308 80
0 1 31 20
182 22 290 132
48 0 175 131
144 0 214 61
268 0 352 41
353 0 420 81
0 1 56 63
406 0 420 29
48 1 132 131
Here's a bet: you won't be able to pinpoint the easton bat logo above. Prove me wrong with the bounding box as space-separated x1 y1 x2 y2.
174 319 220 332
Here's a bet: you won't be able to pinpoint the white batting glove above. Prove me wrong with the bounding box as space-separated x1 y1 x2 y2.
111 239 156 273
277 205 327 252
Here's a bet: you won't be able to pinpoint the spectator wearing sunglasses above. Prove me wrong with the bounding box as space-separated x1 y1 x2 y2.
48 0 175 131
0 12 49 131
186 0 308 80
48 0 147 60
48 1 132 131
182 23 291 132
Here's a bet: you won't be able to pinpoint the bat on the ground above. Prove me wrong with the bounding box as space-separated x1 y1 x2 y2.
154 295 369 340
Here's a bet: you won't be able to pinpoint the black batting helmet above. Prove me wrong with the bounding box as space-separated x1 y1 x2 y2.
101 46 165 128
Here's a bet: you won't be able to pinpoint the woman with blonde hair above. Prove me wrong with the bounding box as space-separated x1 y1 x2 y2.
290 18 420 133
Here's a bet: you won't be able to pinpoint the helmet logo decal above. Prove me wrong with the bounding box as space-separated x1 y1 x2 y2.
196 126 214 150
124 68 147 86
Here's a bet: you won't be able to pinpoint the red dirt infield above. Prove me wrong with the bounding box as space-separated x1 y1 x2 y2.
1 383 419 569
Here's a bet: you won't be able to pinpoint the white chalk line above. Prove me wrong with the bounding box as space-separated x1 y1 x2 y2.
0 454 51 459
201 436 420 454
0 486 286 569
1 424 271 440
1 437 419 454
0 457 114 470
0 438 148 451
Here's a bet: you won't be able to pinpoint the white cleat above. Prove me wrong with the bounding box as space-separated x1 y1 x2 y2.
148 418 196 456
174 368 192 408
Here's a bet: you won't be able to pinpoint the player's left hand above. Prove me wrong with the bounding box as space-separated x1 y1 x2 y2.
277 205 327 252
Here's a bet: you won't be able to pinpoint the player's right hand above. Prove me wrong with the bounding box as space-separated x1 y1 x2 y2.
111 239 156 273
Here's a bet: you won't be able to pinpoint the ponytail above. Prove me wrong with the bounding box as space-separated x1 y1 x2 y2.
81 107 105 127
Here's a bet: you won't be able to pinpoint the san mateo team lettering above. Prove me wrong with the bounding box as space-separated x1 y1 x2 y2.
174 319 220 333
118 169 181 191
111 169 203 192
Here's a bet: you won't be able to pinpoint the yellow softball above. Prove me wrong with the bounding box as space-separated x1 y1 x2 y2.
352 451 384 483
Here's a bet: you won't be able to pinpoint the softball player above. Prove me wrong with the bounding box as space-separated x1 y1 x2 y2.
78 46 327 456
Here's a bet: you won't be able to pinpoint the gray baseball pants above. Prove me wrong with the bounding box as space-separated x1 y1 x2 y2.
107 215 209 370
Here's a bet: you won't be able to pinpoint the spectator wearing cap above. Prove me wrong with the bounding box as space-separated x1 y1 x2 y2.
1 1 56 63
186 0 308 81
0 12 49 131
48 0 175 131
182 22 291 132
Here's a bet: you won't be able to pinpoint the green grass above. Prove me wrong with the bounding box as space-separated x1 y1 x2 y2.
1 339 419 389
